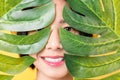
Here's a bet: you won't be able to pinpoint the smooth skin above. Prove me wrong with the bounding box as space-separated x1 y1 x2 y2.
30 0 74 80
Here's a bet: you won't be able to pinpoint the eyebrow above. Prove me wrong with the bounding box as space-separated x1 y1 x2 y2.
59 20 66 24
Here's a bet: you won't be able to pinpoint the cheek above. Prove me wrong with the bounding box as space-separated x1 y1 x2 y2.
29 54 37 59
33 60 38 67
29 54 39 68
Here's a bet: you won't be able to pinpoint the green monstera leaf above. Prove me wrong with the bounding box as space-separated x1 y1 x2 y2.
0 75 13 80
0 54 34 74
0 0 22 17
0 27 50 54
60 0 120 80
0 0 55 54
0 0 55 80
0 53 34 80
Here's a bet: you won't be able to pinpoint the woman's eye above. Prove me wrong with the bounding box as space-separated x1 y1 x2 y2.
64 27 80 35
64 27 72 31
64 26 93 37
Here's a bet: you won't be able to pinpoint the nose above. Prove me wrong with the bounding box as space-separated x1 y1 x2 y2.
45 26 63 50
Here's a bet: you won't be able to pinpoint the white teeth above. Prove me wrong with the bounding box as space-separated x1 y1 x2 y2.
44 58 63 62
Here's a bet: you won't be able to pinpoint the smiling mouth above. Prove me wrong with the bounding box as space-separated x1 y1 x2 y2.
45 57 64 62
41 57 64 66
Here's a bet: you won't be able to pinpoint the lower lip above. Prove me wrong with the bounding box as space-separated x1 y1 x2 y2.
43 59 64 67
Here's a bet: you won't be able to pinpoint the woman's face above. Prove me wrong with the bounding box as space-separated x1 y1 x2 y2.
30 0 73 80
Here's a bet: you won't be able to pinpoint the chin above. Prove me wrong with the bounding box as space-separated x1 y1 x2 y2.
41 70 70 80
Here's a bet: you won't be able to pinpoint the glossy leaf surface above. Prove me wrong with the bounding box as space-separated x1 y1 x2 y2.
0 0 54 31
0 0 54 54
61 0 120 79
0 75 13 80
0 0 22 17
0 54 34 74
0 0 55 80
0 27 50 54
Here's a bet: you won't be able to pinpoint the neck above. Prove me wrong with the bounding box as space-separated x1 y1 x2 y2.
36 69 73 80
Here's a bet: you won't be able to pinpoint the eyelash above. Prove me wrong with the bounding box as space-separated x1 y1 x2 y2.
64 26 93 37
16 27 93 38
16 27 74 36
64 27 73 31
64 26 80 35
